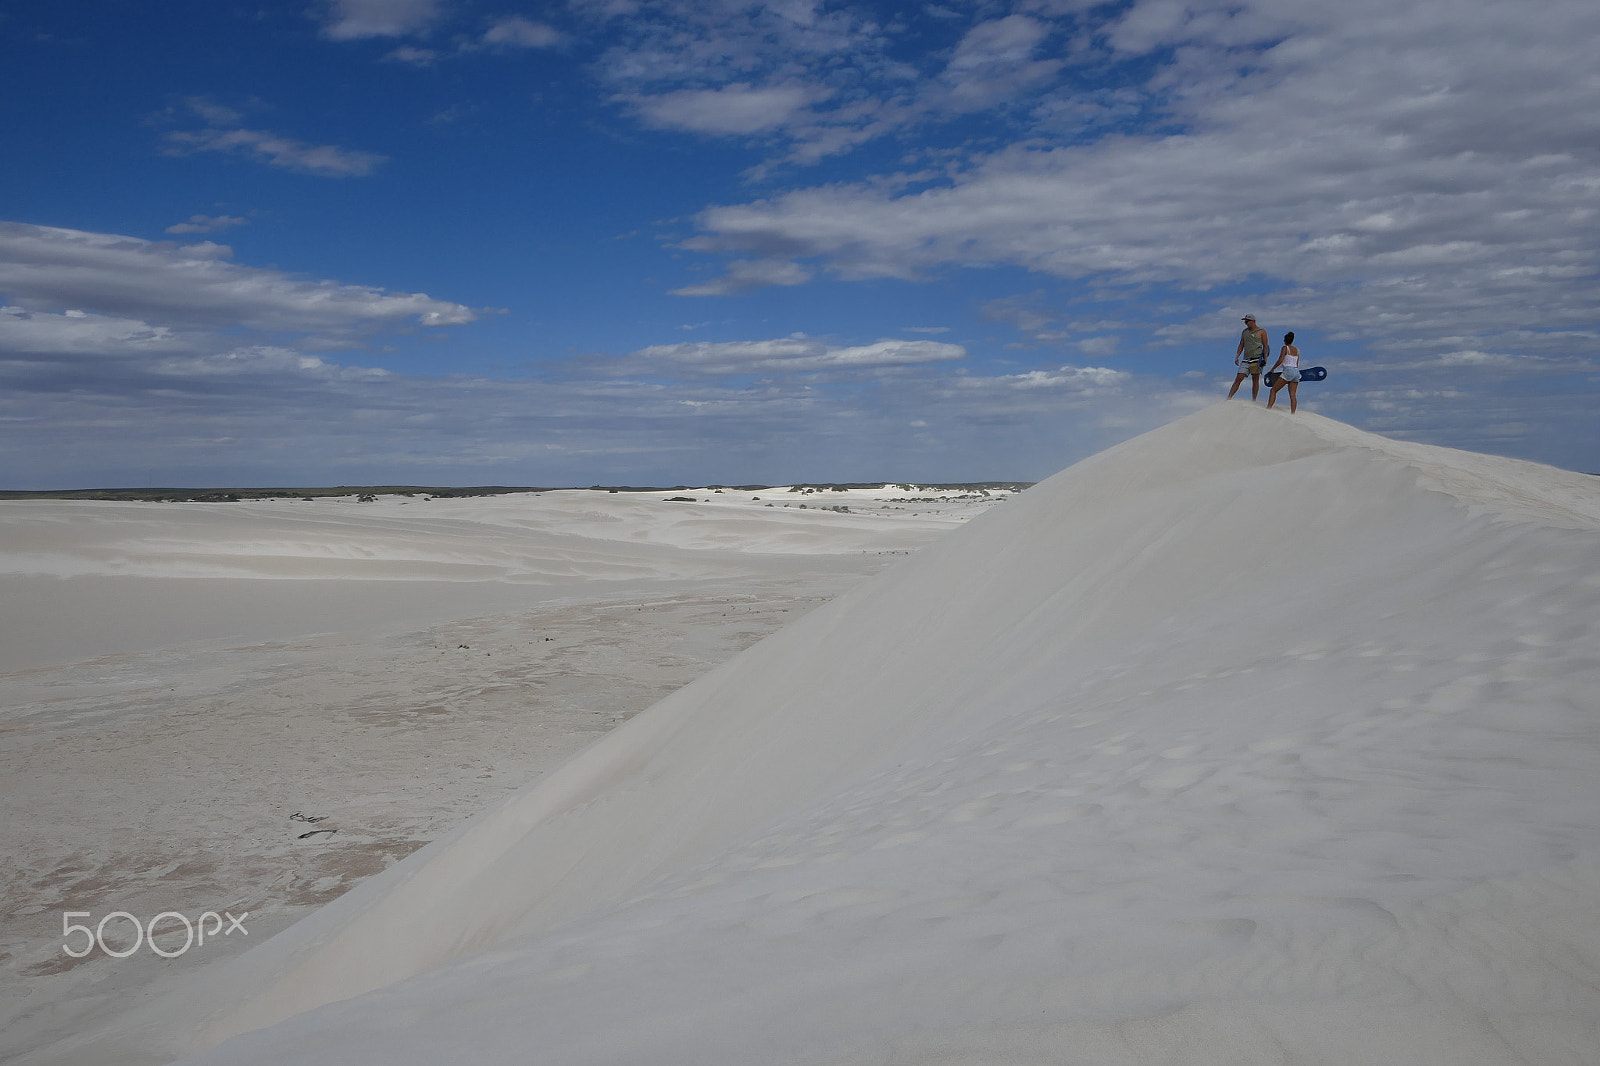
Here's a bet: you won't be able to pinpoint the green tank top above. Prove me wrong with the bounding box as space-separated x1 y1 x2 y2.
1240 328 1264 359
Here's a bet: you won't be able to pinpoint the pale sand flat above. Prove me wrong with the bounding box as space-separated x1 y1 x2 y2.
1 489 1000 1060
0 486 991 671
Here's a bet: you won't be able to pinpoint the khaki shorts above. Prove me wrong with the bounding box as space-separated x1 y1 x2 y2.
1238 358 1263 375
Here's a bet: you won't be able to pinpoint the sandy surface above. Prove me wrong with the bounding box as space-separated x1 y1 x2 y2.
0 486 1009 1059
30 402 1597 1066
0 486 1004 670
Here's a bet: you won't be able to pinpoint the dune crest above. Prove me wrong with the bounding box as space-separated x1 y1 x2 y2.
36 403 1600 1065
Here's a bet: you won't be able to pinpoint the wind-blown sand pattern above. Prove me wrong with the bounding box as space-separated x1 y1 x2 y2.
13 403 1600 1064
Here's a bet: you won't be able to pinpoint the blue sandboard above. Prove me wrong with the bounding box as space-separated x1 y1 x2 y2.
1266 365 1326 386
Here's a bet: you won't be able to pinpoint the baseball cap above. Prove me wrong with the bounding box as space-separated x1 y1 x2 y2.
1242 314 1257 321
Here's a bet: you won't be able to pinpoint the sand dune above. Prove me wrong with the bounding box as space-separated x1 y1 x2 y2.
19 404 1600 1064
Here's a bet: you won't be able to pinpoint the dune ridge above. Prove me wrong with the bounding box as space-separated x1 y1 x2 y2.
31 403 1600 1065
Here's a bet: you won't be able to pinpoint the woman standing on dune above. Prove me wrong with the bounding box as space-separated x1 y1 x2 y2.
1267 331 1301 413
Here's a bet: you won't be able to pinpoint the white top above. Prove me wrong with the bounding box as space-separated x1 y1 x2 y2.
1281 345 1300 369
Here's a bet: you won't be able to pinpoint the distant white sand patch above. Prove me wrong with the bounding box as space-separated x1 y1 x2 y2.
0 486 1000 669
15 406 1600 1065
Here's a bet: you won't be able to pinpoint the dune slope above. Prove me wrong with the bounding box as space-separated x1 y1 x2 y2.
42 403 1600 1065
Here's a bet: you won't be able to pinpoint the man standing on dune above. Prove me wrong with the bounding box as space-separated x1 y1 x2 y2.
1227 314 1269 400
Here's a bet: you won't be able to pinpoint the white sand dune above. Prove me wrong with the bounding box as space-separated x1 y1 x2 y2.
27 404 1600 1064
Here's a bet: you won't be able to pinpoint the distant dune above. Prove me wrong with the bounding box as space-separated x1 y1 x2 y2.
23 403 1600 1066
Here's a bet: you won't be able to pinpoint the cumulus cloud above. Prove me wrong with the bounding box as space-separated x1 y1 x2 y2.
0 323 1201 488
182 99 244 126
164 127 386 177
623 335 967 376
378 14 563 62
675 0 1600 368
671 258 812 296
482 16 563 49
12 306 1589 488
0 221 475 332
578 2 1165 168
964 364 1127 391
1305 360 1600 466
0 220 500 487
629 83 823 136
319 0 445 40
156 97 386 178
580 0 914 163
584 0 871 82
939 15 1063 112
384 45 439 65
165 214 250 235
149 345 395 381
0 305 196 357
981 294 1068 346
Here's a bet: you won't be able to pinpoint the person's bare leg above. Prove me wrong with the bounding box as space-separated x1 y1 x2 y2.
1267 380 1281 408
1227 372 1246 399
1250 372 1261 400
1288 381 1298 413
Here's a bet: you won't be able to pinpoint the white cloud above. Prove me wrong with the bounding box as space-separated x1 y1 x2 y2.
319 0 444 40
0 305 195 356
981 294 1066 345
671 258 812 296
384 45 439 65
164 127 386 177
675 0 1600 365
0 221 475 332
630 83 823 136
157 95 385 177
482 16 563 49
587 0 871 83
0 221 503 487
0 329 1205 487
165 215 250 235
1077 336 1120 357
11 312 1590 487
940 15 1063 112
951 364 1128 393
624 335 967 375
150 345 394 381
374 14 563 62
582 0 913 163
1304 363 1600 465
579 3 1153 168
182 98 244 126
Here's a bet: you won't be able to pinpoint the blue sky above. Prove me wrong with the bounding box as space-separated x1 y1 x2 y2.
2 0 1596 488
